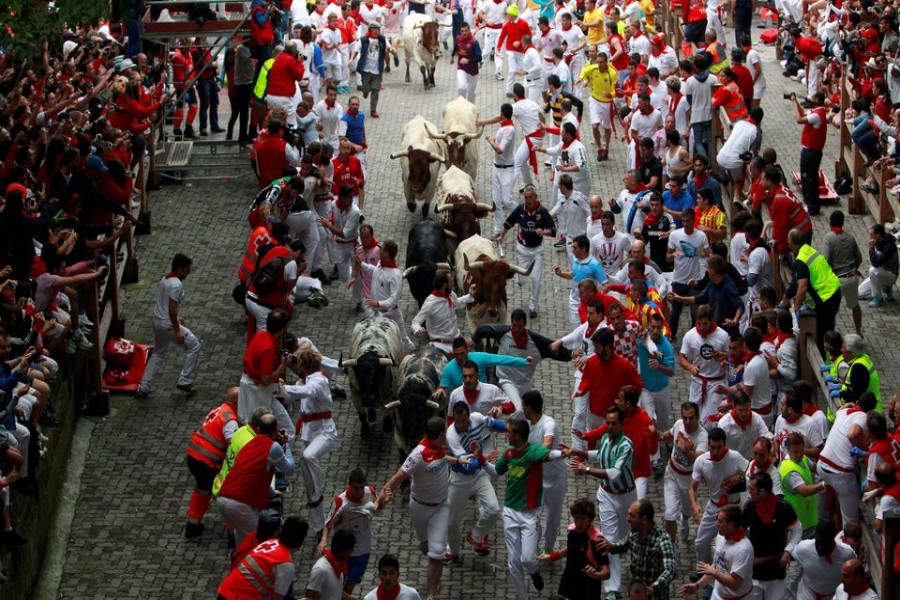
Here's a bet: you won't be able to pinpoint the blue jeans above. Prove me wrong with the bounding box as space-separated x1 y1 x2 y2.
851 113 880 162
196 78 220 132
692 120 712 158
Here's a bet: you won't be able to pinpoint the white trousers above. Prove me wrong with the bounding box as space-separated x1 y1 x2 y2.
499 380 526 420
331 243 355 283
139 319 201 393
311 199 332 272
597 486 636 594
238 373 276 423
525 80 542 107
505 51 523 94
513 136 542 189
447 471 501 555
364 306 416 352
571 391 588 452
515 243 544 312
541 472 568 552
267 94 298 127
568 295 581 328
245 295 275 333
339 45 351 87
663 468 692 522
456 70 477 103
8 422 30 476
294 275 323 301
706 8 727 48
484 29 503 75
639 387 672 432
867 266 897 299
409 498 450 560
751 578 786 600
217 496 259 548
690 376 726 430
300 431 338 532
695 500 719 563
817 462 860 524
491 165 517 236
503 506 542 600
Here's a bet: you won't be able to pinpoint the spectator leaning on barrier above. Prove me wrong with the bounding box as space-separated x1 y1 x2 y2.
783 228 842 354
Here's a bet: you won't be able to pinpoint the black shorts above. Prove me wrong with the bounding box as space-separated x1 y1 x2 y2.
683 20 708 45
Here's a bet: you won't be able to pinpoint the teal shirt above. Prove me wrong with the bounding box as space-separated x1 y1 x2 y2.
439 352 528 390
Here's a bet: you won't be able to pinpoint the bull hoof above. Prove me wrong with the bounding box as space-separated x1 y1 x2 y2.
421 203 430 218
405 75 411 83
382 417 393 432
407 201 416 213
367 408 378 423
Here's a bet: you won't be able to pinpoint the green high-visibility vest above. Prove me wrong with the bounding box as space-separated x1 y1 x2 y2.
213 424 257 496
780 455 818 529
796 244 841 307
840 353 882 410
252 58 275 101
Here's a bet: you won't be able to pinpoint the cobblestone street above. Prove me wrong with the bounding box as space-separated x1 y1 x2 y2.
52 26 900 600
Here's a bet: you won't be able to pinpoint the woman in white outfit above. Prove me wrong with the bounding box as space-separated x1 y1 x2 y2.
284 348 339 534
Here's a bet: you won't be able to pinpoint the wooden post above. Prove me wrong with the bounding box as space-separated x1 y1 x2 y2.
82 280 110 417
879 165 895 224
883 510 899 599
797 312 819 389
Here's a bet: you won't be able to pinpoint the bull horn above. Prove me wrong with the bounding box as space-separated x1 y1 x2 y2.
428 151 446 163
384 400 401 410
434 202 455 214
475 202 494 212
389 151 409 160
424 122 448 141
379 357 395 366
443 229 457 239
463 126 485 141
510 260 536 276
426 400 440 410
338 352 343 368
464 255 484 271
341 358 358 368
435 262 452 271
402 266 418 279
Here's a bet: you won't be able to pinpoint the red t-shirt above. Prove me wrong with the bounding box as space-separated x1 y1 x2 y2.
331 155 365 195
576 353 643 416
243 330 280 383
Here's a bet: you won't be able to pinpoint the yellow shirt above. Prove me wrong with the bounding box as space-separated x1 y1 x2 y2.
580 63 618 102
583 8 607 45
639 0 656 29
696 205 726 233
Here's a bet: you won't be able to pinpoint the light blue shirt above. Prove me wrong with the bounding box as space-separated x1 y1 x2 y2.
638 335 674 392
439 352 528 390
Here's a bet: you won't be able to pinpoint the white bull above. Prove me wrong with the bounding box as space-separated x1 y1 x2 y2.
341 315 407 438
424 97 483 182
453 234 532 334
433 166 493 253
399 13 442 88
390 116 446 218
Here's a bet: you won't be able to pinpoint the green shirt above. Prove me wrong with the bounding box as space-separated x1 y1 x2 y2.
495 443 552 511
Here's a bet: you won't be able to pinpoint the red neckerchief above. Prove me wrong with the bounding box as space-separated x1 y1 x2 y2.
368 31 379 39
419 436 446 463
643 211 664 227
775 332 794 349
846 406 864 415
694 172 708 188
784 412 801 425
831 226 844 235
376 584 402 600
710 447 731 462
590 214 603 222
499 118 514 128
803 403 822 416
324 549 349 576
753 493 778 525
362 236 380 250
584 320 601 339
463 385 480 404
668 92 683 114
381 259 397 269
562 137 575 149
524 44 536 53
165 272 179 279
524 201 541 216
511 328 529 349
432 289 454 307
327 24 338 31
562 23 572 31
763 330 778 345
724 527 746 542
348 108 359 117
346 485 364 503
729 409 752 430
325 98 336 109
697 321 719 338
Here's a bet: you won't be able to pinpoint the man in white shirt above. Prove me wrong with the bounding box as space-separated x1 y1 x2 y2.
535 16 564 84
447 362 511 420
679 306 729 428
834 558 879 600
477 84 545 190
317 13 344 84
358 239 415 352
667 208 710 339
557 12 586 82
478 0 509 78
362 554 422 600
609 169 650 238
550 175 590 260
684 53 715 157
537 122 590 201
317 186 361 286
662 401 708 542
716 108 763 201
786 522 858 600
715 389 773 460
677 504 755 600
689 428 749 563
628 92 663 169
486 103 519 237
523 390 568 554
817 396 876 525
590 210 632 278
137 254 200 398
648 34 678 78
313 84 344 152
717 327 775 428
519 35 543 106
773 390 825 464
552 47 572 94
410 270 475 354
306 528 355 600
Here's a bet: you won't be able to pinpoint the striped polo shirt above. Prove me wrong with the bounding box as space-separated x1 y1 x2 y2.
589 433 635 493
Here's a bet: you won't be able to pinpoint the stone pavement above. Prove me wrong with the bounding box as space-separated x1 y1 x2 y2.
52 26 900 600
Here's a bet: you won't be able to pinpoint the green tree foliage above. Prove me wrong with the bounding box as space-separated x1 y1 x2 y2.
1 0 132 65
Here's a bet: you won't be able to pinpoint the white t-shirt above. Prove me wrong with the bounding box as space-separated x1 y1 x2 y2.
834 584 879 600
447 383 507 419
667 228 709 283
791 539 856 598
630 108 664 141
742 354 771 412
684 74 713 123
590 230 632 276
306 556 346 600
747 246 773 299
494 123 517 166
746 48 767 98
629 32 651 57
153 276 184 323
717 411 772 461
512 99 542 135
820 407 869 472
717 119 759 169
746 459 783 496
364 584 422 600
680 326 729 379
774 414 825 463
692 449 749 505
401 443 450 504
729 232 750 277
324 485 377 555
667 419 709 476
528 414 566 480
877 494 900 520
712 535 755 600
318 27 343 64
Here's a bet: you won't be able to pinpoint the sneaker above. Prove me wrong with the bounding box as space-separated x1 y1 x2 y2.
211 127 225 134
466 533 490 556
79 313 95 328
553 236 566 248
530 572 544 591
176 383 199 396
370 111 379 118
496 74 505 81
869 296 884 308
528 309 538 319
173 127 183 137
184 522 206 539
394 54 400 67
134 389 149 400
354 302 363 314
199 130 208 137
184 126 197 139
443 552 461 565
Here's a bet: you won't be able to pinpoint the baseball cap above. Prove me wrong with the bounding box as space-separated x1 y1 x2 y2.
86 155 109 173
506 5 519 17
116 58 137 73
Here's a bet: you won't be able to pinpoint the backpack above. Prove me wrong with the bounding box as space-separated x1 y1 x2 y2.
250 244 285 295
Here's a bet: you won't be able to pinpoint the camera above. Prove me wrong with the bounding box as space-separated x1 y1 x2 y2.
783 92 796 100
